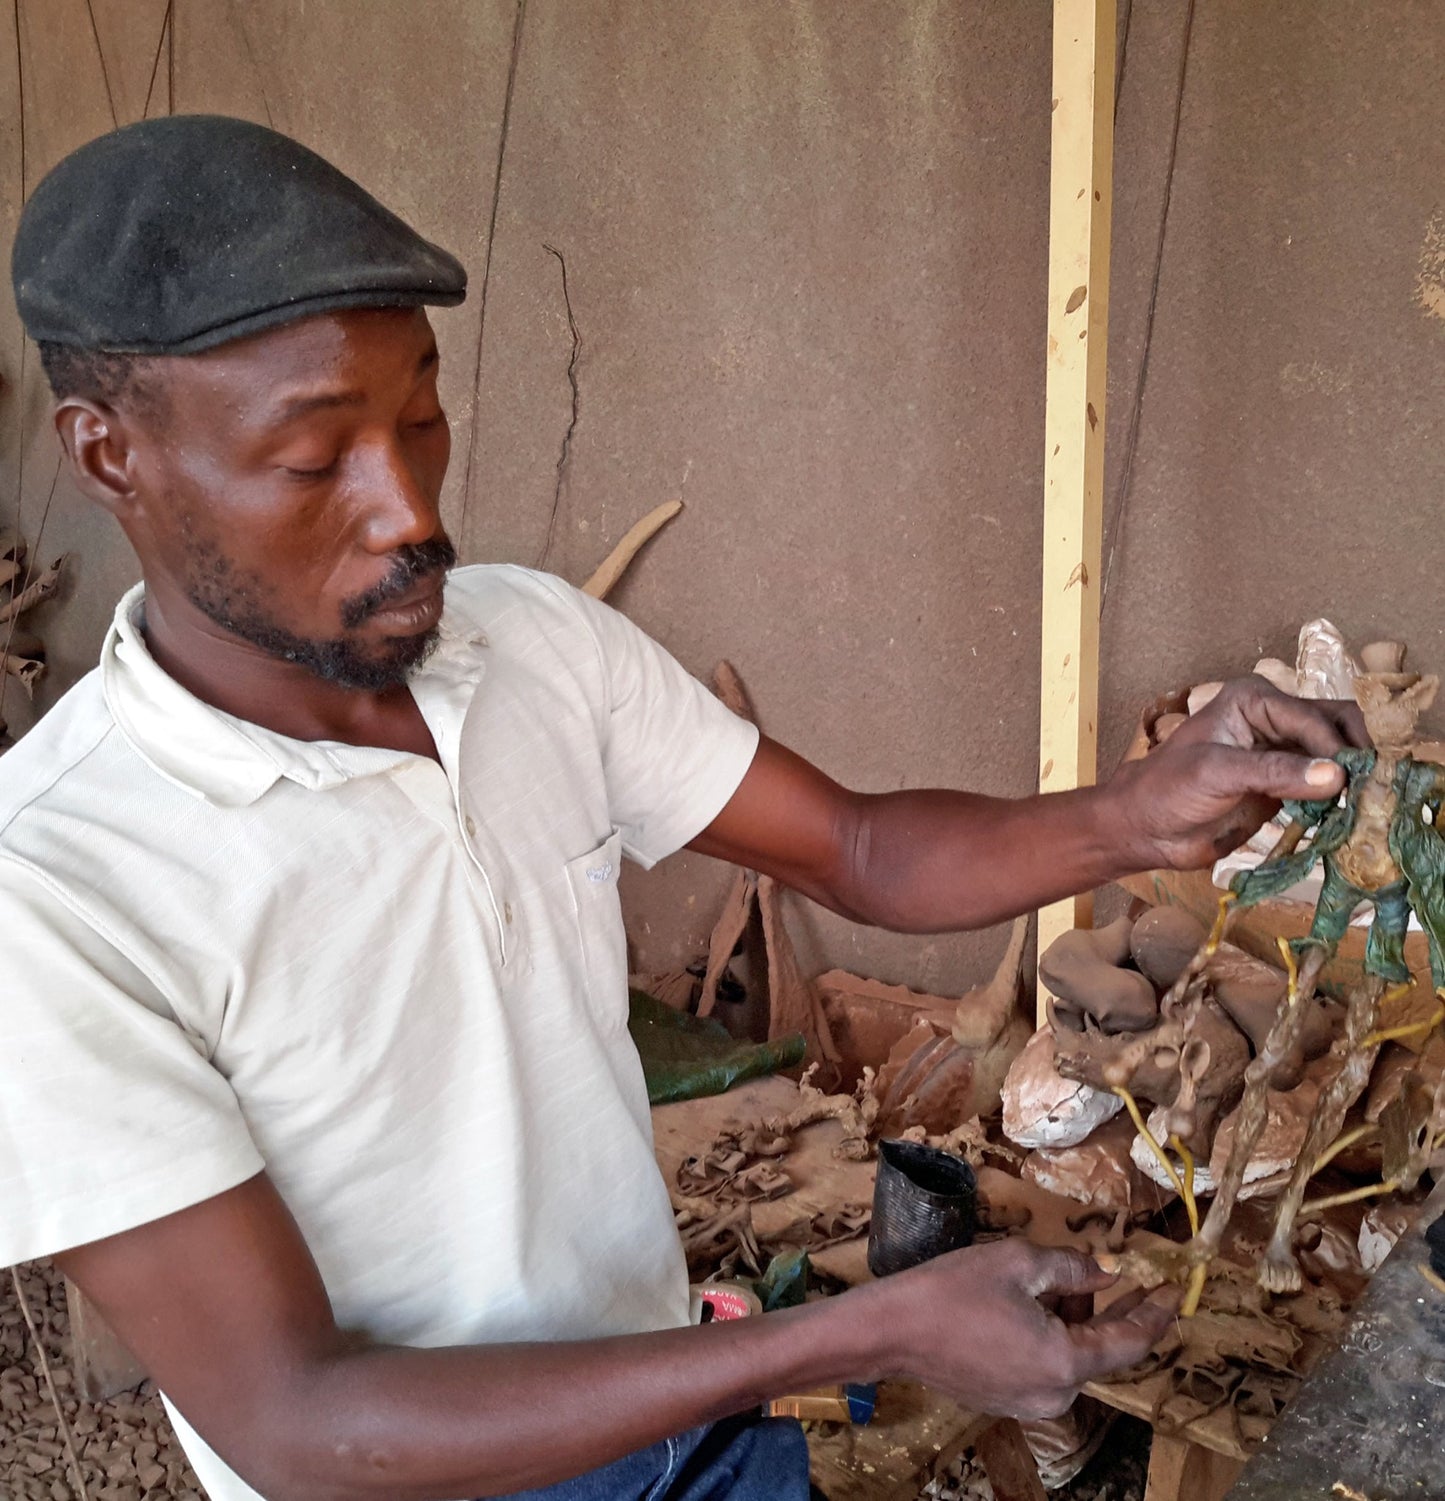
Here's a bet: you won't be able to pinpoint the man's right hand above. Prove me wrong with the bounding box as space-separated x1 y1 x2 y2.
59 1174 1176 1500
857 1238 1179 1419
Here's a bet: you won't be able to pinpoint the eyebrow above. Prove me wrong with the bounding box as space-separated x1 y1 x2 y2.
267 346 440 424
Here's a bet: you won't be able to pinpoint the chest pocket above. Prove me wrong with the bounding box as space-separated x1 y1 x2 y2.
564 828 628 1031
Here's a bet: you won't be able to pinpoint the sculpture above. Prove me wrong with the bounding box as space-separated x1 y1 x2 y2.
1197 665 1445 1291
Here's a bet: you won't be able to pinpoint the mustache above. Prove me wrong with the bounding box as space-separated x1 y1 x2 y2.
341 537 458 628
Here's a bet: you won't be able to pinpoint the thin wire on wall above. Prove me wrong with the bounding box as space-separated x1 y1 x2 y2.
1100 0 1197 613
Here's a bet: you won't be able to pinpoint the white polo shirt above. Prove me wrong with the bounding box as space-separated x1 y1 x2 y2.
0 565 759 1501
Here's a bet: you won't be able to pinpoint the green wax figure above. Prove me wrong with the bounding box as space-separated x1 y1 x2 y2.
1230 672 1445 990
1231 750 1445 984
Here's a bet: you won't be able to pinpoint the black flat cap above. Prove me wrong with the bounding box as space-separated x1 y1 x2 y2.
12 114 467 355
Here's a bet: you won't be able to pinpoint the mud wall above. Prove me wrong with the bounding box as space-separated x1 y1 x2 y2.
2 2 1442 995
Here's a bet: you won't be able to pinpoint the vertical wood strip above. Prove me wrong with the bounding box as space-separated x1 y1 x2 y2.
1142 1434 1244 1501
1037 0 1116 1023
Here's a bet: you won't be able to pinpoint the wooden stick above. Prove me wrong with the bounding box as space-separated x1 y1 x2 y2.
10 1267 90 1501
1036 0 1117 1023
581 500 683 600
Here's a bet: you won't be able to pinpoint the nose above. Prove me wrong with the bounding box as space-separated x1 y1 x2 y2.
356 432 443 553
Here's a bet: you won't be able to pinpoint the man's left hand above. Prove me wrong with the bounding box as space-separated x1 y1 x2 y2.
1107 677 1370 872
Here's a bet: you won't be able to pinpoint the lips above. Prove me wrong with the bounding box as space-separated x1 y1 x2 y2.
366 572 446 631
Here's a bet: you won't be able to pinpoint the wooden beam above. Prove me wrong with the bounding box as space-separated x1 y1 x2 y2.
974 1418 1049 1501
1143 1434 1244 1501
1037 0 1116 1023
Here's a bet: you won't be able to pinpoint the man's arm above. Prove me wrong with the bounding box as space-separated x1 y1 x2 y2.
689 678 1369 930
60 1174 1171 1501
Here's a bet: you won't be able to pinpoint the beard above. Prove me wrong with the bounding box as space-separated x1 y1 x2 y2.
182 534 458 691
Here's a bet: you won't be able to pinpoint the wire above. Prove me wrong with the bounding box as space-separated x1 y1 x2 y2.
1100 0 1198 612
459 0 529 539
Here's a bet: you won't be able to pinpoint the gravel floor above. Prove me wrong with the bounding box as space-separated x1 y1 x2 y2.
5 1261 1154 1501
0 1261 201 1501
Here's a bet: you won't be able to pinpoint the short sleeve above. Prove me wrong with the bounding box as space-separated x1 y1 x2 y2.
556 584 760 868
0 862 264 1265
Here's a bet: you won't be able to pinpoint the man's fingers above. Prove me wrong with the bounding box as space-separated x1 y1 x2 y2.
1213 679 1367 757
1306 697 1370 750
1062 1289 1180 1383
1018 1246 1119 1300
1252 690 1368 757
1202 744 1345 805
1089 1284 1149 1323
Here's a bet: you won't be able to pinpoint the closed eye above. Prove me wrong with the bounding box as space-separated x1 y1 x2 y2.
283 459 339 480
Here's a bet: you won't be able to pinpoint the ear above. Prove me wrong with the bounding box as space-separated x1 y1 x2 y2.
1408 675 1440 717
53 397 141 517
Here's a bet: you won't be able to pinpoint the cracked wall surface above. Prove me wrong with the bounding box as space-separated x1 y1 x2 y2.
2 1 1443 996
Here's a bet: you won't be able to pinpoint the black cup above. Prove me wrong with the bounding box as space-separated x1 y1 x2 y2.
866 1139 978 1278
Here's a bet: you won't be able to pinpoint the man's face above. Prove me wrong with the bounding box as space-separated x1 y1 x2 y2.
126 307 455 690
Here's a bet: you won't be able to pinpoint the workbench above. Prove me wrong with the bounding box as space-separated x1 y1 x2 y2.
657 1076 1252 1501
653 1077 1047 1501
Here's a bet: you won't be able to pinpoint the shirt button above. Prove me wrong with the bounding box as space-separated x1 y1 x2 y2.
464 814 477 837
504 901 514 925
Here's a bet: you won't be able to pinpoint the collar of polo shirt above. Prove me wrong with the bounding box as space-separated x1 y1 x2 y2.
100 579 489 808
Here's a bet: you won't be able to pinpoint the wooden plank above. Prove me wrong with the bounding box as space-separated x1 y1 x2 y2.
1037 0 1117 1024
974 1417 1049 1501
1085 1372 1256 1463
1143 1433 1244 1501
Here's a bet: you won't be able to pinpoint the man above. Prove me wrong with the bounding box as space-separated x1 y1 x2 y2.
2 117 1363 1501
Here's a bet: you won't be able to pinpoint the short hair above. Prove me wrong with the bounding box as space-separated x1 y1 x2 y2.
37 341 164 417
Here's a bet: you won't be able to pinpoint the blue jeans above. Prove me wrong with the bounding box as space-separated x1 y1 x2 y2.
493 1413 813 1500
